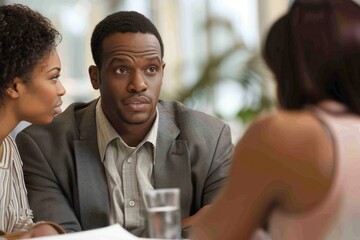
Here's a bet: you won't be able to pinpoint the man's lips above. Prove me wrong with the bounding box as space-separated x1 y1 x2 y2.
123 96 150 104
123 96 151 111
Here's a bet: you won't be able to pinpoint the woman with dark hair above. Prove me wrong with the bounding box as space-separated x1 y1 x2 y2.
0 4 66 238
190 0 360 239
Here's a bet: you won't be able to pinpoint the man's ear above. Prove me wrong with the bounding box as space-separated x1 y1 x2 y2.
5 77 22 99
161 62 166 77
89 65 100 90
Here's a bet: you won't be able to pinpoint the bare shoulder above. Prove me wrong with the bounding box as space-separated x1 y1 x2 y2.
190 110 336 239
242 110 332 160
234 109 334 212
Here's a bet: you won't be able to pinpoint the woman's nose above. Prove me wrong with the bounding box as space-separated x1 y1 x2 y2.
57 80 66 96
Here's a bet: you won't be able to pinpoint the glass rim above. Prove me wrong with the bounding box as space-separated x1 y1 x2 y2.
146 188 180 195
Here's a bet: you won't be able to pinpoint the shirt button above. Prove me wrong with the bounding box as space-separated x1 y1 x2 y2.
127 158 132 163
129 200 135 207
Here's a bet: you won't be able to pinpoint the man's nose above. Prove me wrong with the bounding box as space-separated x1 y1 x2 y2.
127 71 147 93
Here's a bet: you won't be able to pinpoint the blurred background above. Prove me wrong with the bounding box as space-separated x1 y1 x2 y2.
5 0 358 141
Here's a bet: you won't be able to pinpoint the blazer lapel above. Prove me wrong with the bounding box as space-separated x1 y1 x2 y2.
154 104 193 218
74 100 110 229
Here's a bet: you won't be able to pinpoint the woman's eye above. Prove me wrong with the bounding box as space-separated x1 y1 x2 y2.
51 74 60 81
115 67 128 74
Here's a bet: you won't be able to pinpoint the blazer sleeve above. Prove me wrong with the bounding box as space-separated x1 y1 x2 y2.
16 131 82 233
202 123 234 205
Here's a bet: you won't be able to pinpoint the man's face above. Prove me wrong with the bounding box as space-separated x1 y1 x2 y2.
91 32 165 127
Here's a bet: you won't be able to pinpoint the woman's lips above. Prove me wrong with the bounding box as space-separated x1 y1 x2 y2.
54 100 63 115
54 106 62 115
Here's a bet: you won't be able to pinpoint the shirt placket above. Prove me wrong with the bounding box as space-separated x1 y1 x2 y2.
122 152 140 229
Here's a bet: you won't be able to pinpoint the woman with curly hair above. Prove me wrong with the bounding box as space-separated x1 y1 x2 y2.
0 4 66 238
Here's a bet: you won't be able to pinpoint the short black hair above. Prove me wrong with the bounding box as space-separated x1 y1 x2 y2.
90 11 164 67
0 4 61 103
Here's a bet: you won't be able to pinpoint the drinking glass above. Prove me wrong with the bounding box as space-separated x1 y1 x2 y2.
144 188 181 239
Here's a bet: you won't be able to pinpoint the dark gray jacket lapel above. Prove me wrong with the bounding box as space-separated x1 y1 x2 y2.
154 104 193 218
74 100 110 229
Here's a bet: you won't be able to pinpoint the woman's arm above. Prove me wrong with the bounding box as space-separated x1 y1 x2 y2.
190 110 334 240
3 221 65 239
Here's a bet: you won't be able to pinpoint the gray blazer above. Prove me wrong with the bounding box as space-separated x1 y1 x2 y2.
16 99 234 232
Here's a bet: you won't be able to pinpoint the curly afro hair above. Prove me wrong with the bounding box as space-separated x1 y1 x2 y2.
0 4 61 103
90 11 164 67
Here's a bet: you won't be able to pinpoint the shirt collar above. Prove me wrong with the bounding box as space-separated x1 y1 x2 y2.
96 97 159 162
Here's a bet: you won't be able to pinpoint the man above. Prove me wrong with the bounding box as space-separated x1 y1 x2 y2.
16 11 234 237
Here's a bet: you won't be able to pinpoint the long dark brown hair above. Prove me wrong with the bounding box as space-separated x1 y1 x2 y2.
264 0 360 114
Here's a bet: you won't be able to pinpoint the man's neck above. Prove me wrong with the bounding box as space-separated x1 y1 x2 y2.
115 123 153 147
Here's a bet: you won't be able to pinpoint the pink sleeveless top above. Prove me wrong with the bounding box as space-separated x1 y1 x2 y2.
268 102 360 239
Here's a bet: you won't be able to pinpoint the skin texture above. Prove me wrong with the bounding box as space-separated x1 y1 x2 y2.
0 49 65 142
191 110 334 239
4 224 59 239
89 32 165 147
5 50 65 125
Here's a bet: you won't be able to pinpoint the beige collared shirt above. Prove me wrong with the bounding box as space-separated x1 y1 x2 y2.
95 98 158 236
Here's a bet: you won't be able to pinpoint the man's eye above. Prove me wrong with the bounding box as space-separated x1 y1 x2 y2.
115 67 128 74
147 66 157 74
